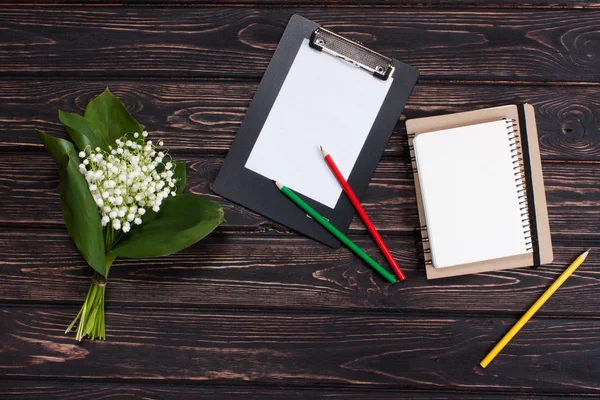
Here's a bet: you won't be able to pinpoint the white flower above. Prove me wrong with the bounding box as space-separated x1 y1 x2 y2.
78 131 178 234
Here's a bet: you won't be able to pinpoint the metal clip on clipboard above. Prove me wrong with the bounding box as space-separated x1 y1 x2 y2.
309 27 394 80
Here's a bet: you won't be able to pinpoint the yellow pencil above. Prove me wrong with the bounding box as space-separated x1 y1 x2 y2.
480 248 591 368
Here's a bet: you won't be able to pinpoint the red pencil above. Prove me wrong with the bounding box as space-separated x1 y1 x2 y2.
321 146 405 281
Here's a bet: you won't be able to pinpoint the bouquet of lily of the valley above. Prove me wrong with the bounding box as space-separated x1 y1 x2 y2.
37 88 224 341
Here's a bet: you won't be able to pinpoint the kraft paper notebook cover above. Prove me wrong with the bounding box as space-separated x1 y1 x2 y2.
406 105 553 279
213 14 419 247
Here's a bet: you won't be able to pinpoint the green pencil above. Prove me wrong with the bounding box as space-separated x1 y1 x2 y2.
275 181 397 284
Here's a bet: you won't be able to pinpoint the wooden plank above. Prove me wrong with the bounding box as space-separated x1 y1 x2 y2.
0 153 598 235
0 229 597 314
2 80 600 161
2 307 600 393
1 9 600 81
0 381 587 400
4 0 600 9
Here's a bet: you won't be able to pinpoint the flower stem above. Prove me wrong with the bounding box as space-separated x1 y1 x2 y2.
66 254 115 341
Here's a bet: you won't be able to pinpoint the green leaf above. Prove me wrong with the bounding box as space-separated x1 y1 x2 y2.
58 110 109 152
110 194 223 258
173 161 186 194
37 130 106 275
84 88 143 144
57 152 107 276
36 129 79 166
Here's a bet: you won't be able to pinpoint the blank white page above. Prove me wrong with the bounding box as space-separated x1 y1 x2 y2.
413 120 531 268
245 39 393 208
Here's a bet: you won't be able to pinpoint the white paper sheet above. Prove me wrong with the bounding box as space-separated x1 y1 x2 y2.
413 120 531 268
245 39 393 208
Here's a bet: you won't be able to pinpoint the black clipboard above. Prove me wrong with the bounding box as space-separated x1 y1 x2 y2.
213 14 419 248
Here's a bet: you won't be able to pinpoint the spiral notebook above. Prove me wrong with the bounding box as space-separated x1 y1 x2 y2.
407 105 553 279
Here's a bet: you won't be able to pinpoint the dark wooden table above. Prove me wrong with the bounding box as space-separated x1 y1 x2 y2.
1 1 599 398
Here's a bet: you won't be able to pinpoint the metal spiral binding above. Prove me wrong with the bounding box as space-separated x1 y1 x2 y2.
505 118 534 251
410 128 432 266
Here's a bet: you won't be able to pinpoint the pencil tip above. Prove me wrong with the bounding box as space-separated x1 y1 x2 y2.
580 248 591 260
274 181 284 190
320 146 328 157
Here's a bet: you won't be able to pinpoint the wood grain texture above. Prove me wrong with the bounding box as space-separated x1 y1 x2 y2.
1 8 600 81
0 229 597 314
4 0 600 9
2 80 599 161
2 0 600 396
1 153 598 236
2 307 600 393
2 381 577 400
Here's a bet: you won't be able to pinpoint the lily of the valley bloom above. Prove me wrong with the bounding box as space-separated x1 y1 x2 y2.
78 131 177 233
38 88 224 342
